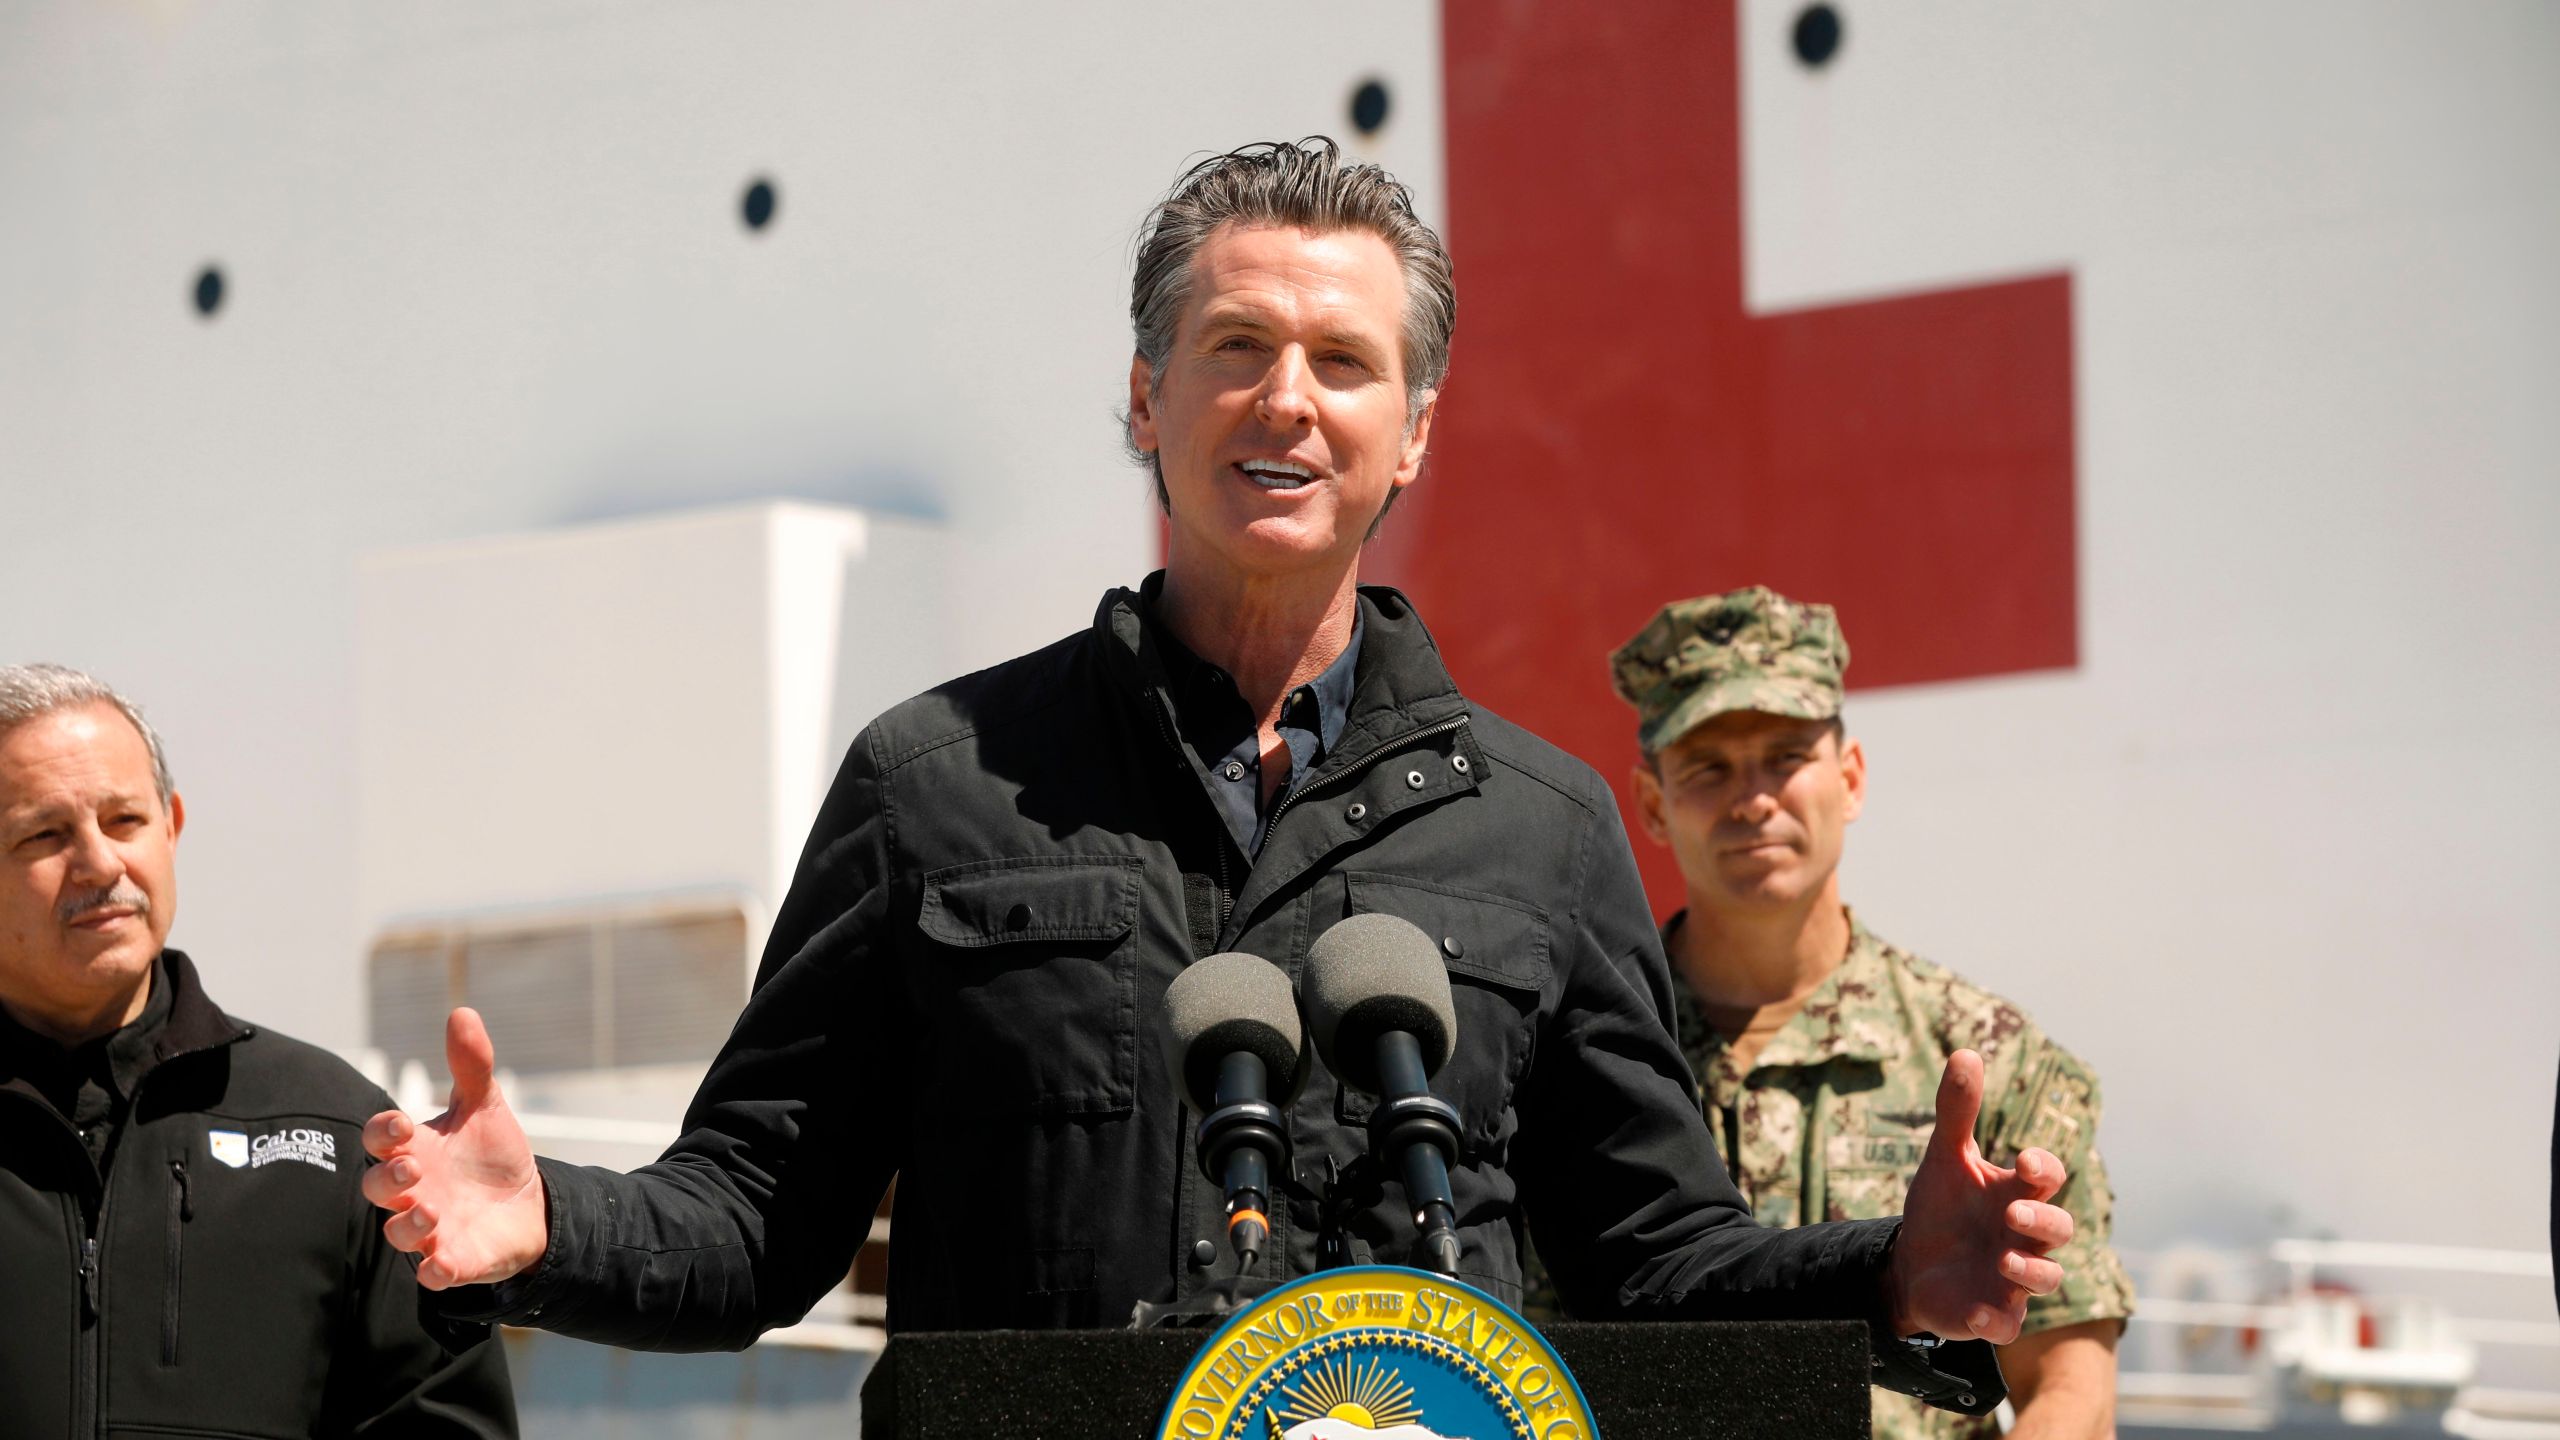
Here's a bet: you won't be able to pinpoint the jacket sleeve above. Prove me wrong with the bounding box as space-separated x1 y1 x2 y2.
449 725 906 1351
1511 792 1901 1321
328 1159 520 1434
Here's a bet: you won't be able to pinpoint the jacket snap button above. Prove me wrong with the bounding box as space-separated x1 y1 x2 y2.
1221 760 1246 781
1451 754 1469 773
1005 903 1032 930
1957 1393 1976 1408
1405 770 1425 789
1442 936 1464 960
1346 802 1368 821
1191 1239 1217 1267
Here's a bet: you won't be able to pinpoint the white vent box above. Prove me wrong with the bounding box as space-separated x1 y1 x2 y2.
354 501 946 1075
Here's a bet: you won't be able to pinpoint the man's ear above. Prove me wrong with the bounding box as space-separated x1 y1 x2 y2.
1631 760 1672 846
1838 735 1866 825
166 791 185 842
1392 389 1439 491
1127 355 1160 456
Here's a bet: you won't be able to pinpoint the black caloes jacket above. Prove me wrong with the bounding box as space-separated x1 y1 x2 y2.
474 580 1995 1411
0 950 516 1438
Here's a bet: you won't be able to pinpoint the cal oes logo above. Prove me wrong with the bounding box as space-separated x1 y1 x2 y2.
205 1126 338 1172
1155 1267 1598 1440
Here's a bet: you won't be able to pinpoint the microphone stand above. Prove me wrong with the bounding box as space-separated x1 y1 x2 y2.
1196 1052 1287 1269
1368 1030 1464 1277
1134 1054 1292 1329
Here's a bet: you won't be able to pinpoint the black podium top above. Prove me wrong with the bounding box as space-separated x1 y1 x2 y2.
863 1320 1870 1438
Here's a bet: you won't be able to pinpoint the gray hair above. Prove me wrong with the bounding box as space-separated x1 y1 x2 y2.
0 664 175 802
1125 137 1457 519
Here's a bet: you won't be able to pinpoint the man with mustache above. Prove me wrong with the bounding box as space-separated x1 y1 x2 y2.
0 664 515 1437
1606 588 2135 1439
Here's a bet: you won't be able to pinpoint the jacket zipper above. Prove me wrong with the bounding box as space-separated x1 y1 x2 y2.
1153 691 1471 936
80 1231 100 1320
17 1090 105 1438
1146 694 1235 931
77 1225 101 1438
1259 713 1470 842
163 1158 192 1365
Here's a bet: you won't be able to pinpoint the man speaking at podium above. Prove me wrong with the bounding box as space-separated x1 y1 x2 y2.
363 140 2073 1408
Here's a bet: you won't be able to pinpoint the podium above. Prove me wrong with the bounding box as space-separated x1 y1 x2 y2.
862 1320 1871 1438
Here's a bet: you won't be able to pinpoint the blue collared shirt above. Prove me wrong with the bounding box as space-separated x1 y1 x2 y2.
1150 607 1363 861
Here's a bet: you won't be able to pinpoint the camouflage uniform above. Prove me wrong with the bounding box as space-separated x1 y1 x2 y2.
1562 587 2135 1438
1669 909 2136 1439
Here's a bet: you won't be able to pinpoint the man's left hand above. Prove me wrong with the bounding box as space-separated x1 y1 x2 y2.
1885 1048 2073 1342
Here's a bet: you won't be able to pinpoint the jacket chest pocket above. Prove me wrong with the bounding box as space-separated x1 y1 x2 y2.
115 1131 343 1427
1334 873 1550 1146
916 856 1145 1119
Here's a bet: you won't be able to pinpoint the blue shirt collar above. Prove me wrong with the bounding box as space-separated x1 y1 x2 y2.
1144 593 1364 860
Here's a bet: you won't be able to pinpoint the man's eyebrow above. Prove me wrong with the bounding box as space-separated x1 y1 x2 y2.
1194 310 1389 355
1196 307 1275 333
0 793 147 828
0 801 56 830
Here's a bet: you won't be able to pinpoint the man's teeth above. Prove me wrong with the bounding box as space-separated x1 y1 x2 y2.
1240 460 1315 488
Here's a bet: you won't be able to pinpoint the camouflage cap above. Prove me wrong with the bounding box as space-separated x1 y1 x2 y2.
1608 586 1849 753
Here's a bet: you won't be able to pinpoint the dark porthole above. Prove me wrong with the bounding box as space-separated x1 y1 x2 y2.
192 265 224 319
1792 4 1844 69
1349 78 1391 137
741 177 778 233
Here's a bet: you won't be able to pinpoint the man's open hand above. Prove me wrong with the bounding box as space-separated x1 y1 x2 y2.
360 1007 549 1290
1885 1049 2074 1342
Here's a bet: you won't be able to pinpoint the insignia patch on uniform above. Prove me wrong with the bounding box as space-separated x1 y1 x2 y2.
1155 1267 1597 1440
248 1127 340 1172
207 1129 249 1168
1860 1133 1929 1168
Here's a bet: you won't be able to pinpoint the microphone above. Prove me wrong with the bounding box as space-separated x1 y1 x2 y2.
1161 950 1305 1270
1302 913 1464 1277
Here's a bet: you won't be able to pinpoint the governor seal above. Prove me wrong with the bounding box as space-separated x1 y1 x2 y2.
1154 1267 1600 1440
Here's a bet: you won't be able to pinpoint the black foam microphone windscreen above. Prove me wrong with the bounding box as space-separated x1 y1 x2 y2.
1161 950 1304 1113
1303 913 1457 1094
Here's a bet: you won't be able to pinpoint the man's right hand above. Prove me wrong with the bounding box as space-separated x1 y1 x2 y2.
361 1007 549 1290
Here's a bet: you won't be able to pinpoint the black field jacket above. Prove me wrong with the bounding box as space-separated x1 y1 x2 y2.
0 951 516 1438
485 581 1912 1347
